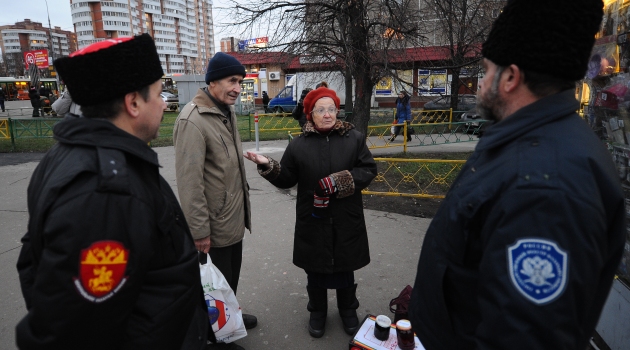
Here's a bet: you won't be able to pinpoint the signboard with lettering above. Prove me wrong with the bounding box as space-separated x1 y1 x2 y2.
24 50 50 69
238 37 268 51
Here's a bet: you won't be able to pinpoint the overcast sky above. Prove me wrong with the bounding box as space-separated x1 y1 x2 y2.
1 0 244 54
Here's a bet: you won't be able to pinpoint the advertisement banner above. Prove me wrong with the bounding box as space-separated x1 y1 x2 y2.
418 69 447 95
375 77 392 95
24 49 49 69
238 37 268 51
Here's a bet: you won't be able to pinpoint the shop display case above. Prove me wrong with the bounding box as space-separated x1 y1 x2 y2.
586 2 630 347
586 0 630 289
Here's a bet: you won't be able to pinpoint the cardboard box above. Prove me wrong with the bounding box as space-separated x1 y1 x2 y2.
348 315 425 350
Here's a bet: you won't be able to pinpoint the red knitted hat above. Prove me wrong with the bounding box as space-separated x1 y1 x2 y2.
303 87 341 120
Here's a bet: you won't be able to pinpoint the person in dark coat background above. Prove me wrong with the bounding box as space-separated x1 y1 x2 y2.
262 90 270 112
244 87 377 339
0 87 5 112
408 1 626 350
28 87 42 117
389 90 412 142
15 34 208 350
291 87 312 127
38 85 49 98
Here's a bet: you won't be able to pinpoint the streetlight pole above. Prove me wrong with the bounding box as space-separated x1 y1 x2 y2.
44 0 59 93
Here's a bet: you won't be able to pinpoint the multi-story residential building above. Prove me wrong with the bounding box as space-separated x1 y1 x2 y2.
70 0 215 74
0 19 77 77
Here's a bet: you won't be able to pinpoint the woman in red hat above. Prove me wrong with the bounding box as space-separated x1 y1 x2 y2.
244 87 377 338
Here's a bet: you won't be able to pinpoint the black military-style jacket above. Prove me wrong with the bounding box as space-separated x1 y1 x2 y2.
409 91 626 350
16 116 207 350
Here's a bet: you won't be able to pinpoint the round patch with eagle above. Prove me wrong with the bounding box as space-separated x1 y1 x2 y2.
507 238 568 305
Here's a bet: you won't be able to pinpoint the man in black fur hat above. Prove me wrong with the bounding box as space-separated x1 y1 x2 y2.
15 34 208 350
409 1 626 349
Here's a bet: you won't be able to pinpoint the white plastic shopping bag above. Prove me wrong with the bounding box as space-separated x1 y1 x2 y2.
200 254 247 343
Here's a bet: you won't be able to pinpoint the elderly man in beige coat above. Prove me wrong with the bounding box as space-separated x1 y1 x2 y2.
173 52 255 350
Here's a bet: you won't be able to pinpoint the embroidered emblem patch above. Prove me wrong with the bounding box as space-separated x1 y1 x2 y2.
73 241 129 303
507 238 568 305
206 295 230 332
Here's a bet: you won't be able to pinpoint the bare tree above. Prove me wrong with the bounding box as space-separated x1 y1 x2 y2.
223 0 425 136
419 0 506 109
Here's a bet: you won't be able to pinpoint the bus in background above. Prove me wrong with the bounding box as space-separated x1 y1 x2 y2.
162 74 180 94
0 77 59 100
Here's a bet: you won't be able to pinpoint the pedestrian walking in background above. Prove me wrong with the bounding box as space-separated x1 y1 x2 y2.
262 90 270 112
0 87 5 112
28 87 42 117
173 52 257 350
15 34 208 350
38 85 48 97
244 87 377 339
409 1 626 349
292 87 312 127
389 91 412 142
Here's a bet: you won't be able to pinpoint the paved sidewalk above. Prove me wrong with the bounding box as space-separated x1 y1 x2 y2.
0 138 475 349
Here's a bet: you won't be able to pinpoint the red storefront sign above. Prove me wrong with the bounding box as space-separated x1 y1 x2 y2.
24 50 49 69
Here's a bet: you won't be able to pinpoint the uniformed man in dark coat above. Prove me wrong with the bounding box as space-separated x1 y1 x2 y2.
16 34 208 350
409 1 626 350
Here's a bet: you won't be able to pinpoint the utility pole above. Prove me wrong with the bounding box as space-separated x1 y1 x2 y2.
44 0 60 93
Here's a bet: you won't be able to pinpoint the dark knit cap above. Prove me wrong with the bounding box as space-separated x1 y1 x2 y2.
303 87 340 121
205 52 246 84
54 34 163 106
482 0 604 81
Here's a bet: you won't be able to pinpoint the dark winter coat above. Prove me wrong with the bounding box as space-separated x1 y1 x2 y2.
259 120 377 273
0 89 5 101
396 95 411 123
262 92 270 106
409 90 626 350
28 89 40 107
16 116 207 350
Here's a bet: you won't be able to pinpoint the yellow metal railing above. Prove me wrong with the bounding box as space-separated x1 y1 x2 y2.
411 109 453 124
251 113 301 132
0 119 9 139
362 158 466 199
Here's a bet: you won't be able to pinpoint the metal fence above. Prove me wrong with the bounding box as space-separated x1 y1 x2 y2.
1 110 486 151
0 119 9 139
362 158 466 199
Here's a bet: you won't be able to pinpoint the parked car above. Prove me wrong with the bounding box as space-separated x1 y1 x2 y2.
161 92 179 111
457 107 493 135
423 94 477 111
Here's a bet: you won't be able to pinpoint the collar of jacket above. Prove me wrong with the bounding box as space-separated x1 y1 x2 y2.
192 87 233 117
53 115 160 166
476 89 580 151
302 120 355 136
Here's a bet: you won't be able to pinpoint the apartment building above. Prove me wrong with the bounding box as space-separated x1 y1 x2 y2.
71 0 215 74
0 19 77 77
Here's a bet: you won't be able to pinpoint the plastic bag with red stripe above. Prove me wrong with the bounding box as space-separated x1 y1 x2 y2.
200 254 247 343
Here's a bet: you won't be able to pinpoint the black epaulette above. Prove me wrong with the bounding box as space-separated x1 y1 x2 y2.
96 147 130 194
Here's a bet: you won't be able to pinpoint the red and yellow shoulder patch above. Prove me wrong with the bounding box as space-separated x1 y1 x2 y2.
73 241 129 303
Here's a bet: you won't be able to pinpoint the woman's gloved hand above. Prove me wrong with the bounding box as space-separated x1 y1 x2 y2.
317 176 337 196
312 176 337 218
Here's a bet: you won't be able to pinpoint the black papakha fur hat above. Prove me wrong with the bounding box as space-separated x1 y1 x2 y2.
54 34 164 106
481 0 604 81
